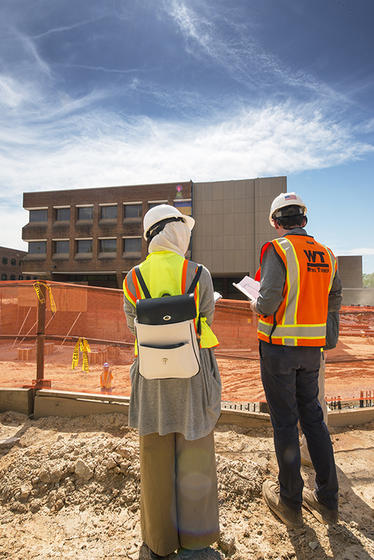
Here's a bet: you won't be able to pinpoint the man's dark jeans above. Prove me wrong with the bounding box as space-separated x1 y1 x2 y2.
259 341 338 511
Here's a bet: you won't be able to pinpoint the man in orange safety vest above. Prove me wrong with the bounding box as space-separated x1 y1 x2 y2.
250 192 342 528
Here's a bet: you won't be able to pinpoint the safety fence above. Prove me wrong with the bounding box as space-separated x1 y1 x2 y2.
0 280 373 405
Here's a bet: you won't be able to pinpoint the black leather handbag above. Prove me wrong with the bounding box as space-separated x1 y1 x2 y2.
134 265 202 379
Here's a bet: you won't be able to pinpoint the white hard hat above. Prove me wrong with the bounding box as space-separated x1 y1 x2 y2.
143 204 195 240
269 192 307 227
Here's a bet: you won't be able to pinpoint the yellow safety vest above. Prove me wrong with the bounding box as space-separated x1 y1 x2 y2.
123 251 218 349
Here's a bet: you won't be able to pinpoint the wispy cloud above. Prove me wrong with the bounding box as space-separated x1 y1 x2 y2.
15 30 52 77
164 0 351 105
56 63 143 75
346 248 374 256
31 15 109 39
0 75 31 108
0 101 372 203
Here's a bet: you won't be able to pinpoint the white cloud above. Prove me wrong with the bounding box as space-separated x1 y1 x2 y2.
346 248 374 256
0 103 372 204
0 205 28 251
0 75 30 108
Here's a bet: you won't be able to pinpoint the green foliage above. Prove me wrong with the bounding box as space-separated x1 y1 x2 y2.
363 272 374 288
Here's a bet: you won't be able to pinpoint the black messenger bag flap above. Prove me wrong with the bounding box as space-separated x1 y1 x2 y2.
136 293 196 325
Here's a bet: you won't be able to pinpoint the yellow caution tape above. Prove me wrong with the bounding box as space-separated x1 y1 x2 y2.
33 282 57 313
72 337 91 372
46 285 57 313
72 340 80 370
33 282 45 304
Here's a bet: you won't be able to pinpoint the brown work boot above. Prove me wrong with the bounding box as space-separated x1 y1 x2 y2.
302 488 338 525
262 480 303 529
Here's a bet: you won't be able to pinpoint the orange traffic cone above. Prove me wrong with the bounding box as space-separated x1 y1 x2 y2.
100 362 113 393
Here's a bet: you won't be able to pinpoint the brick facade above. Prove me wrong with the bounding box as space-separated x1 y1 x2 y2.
22 181 192 288
0 246 27 281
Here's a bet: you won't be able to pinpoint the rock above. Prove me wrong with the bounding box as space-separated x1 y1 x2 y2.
74 459 93 481
30 499 41 513
106 456 117 469
39 469 50 483
0 436 20 448
218 535 236 556
19 485 31 501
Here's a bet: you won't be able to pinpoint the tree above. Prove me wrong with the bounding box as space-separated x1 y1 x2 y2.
363 272 374 288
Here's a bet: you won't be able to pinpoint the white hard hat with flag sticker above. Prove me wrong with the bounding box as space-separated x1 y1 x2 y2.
269 192 307 227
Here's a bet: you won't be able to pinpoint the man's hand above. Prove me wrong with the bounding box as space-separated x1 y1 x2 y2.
250 299 257 313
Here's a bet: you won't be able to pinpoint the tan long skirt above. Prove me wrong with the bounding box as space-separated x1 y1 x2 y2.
139 431 220 556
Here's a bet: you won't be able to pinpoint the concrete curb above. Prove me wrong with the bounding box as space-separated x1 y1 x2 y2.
0 389 373 427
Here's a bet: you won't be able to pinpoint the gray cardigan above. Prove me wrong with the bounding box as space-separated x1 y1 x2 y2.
123 257 221 440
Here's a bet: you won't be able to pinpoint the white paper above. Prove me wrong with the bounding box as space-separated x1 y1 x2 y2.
232 276 260 302
214 291 222 303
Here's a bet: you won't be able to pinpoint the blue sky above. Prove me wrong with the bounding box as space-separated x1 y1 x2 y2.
1 0 374 272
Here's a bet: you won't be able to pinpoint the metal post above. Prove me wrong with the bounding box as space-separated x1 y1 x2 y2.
36 283 46 385
31 282 51 389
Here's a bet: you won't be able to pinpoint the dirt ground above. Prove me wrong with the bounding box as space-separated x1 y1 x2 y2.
0 412 373 560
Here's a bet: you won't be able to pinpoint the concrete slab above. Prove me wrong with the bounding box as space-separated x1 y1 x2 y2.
0 388 33 415
34 390 129 419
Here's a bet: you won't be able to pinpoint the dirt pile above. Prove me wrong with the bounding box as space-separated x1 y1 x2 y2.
0 412 373 559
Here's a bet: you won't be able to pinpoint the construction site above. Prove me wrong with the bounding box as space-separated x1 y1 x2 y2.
0 280 373 559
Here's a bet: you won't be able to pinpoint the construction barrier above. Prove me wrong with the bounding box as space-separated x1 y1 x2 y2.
0 280 373 406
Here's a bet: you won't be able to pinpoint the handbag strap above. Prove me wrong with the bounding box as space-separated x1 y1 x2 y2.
134 266 152 299
186 265 202 294
134 263 202 299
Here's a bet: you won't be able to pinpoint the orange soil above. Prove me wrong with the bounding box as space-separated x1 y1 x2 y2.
0 337 373 404
0 302 373 403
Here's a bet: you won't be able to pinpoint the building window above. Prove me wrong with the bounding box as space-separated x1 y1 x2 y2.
123 237 142 255
77 206 93 221
1 273 7 280
53 240 70 254
55 207 70 222
28 241 47 254
18 275 23 280
29 209 48 222
148 201 168 210
11 258 16 265
124 203 142 219
100 205 117 220
10 274 16 280
99 238 117 253
2 257 8 265
76 239 93 254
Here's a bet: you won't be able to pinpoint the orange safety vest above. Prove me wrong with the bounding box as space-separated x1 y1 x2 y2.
257 234 336 347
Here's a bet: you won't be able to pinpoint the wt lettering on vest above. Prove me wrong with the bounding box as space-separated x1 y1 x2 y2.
304 249 330 273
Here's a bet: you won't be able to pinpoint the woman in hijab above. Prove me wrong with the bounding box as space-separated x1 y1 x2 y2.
123 205 222 560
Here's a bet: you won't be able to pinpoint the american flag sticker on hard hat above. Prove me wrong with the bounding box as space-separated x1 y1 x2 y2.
284 194 297 200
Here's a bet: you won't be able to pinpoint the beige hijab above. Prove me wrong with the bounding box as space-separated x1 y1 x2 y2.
148 220 191 257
